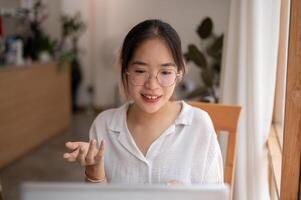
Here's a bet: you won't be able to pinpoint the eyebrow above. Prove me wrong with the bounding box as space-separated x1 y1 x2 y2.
130 60 176 67
161 62 176 67
131 60 148 66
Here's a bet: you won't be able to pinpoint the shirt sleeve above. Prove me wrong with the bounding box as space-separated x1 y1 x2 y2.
89 120 101 147
202 132 224 184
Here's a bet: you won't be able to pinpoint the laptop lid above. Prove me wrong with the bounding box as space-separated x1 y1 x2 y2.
21 182 229 200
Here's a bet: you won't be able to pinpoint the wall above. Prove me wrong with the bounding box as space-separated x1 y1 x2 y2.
42 0 61 41
0 0 61 41
62 0 230 107
62 0 95 107
0 0 19 8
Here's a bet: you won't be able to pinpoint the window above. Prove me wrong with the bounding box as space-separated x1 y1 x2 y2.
268 0 301 199
267 0 290 199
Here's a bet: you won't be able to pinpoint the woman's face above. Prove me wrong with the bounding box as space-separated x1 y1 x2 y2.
126 38 180 114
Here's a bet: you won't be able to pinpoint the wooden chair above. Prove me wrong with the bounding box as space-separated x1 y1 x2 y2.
188 101 242 198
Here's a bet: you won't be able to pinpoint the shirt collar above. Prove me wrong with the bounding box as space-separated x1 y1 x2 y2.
108 102 129 132
108 100 193 133
174 100 193 126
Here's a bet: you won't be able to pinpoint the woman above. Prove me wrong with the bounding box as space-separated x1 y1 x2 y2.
63 19 223 185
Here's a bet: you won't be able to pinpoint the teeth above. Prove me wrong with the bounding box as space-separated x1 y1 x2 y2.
143 94 159 99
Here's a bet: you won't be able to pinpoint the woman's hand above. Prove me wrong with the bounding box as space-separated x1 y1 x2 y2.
166 180 184 185
63 139 106 181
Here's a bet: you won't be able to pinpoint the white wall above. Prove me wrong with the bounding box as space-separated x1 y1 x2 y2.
0 0 60 40
62 0 95 107
0 0 20 8
42 0 61 41
0 0 61 40
63 0 230 107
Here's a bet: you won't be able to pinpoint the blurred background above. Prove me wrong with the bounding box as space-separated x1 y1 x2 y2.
0 0 295 200
0 1 230 199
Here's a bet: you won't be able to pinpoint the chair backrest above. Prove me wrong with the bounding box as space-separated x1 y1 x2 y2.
188 101 241 197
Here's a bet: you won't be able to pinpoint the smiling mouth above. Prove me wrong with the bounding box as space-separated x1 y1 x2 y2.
141 94 162 102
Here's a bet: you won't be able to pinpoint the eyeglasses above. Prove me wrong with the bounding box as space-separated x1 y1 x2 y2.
126 68 180 87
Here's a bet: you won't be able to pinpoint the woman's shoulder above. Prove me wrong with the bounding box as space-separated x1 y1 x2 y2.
180 101 215 134
92 102 129 126
182 101 212 122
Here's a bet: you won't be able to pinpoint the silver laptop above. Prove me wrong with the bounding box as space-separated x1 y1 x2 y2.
21 182 229 200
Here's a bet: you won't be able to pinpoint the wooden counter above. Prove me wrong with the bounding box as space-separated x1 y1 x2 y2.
0 62 71 169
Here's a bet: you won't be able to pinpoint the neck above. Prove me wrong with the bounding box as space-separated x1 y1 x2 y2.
128 101 174 126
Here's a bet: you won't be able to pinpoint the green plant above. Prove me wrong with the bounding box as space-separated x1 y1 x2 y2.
58 12 85 68
184 17 223 102
59 12 86 111
27 0 56 60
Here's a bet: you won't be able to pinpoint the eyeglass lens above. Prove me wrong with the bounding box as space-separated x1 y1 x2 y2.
128 69 177 87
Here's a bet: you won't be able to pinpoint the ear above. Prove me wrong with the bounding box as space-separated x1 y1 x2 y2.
176 70 184 83
178 58 187 82
177 60 186 82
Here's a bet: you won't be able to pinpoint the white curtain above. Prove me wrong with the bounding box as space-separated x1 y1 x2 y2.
220 0 281 199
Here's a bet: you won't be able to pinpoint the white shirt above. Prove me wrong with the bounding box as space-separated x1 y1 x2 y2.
89 101 223 184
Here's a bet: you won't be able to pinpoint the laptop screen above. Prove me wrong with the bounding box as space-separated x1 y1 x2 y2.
21 182 229 200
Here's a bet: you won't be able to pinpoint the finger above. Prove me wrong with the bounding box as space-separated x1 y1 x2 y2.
166 180 184 185
95 140 105 162
63 154 77 162
85 139 97 165
63 146 80 161
65 141 80 150
63 153 72 160
77 146 87 166
63 147 80 161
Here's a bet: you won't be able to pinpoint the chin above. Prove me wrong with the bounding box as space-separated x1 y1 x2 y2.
136 97 167 114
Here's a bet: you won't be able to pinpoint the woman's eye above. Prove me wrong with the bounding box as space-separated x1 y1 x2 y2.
134 69 146 74
161 70 173 75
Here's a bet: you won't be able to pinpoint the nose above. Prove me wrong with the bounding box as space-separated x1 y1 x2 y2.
144 74 159 89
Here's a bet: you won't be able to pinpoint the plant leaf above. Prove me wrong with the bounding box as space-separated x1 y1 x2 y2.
207 34 223 59
212 62 221 73
201 68 214 87
184 44 207 69
185 86 208 99
197 17 213 39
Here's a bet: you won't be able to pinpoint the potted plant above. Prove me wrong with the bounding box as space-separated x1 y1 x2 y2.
184 17 223 103
59 12 86 111
23 0 56 62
